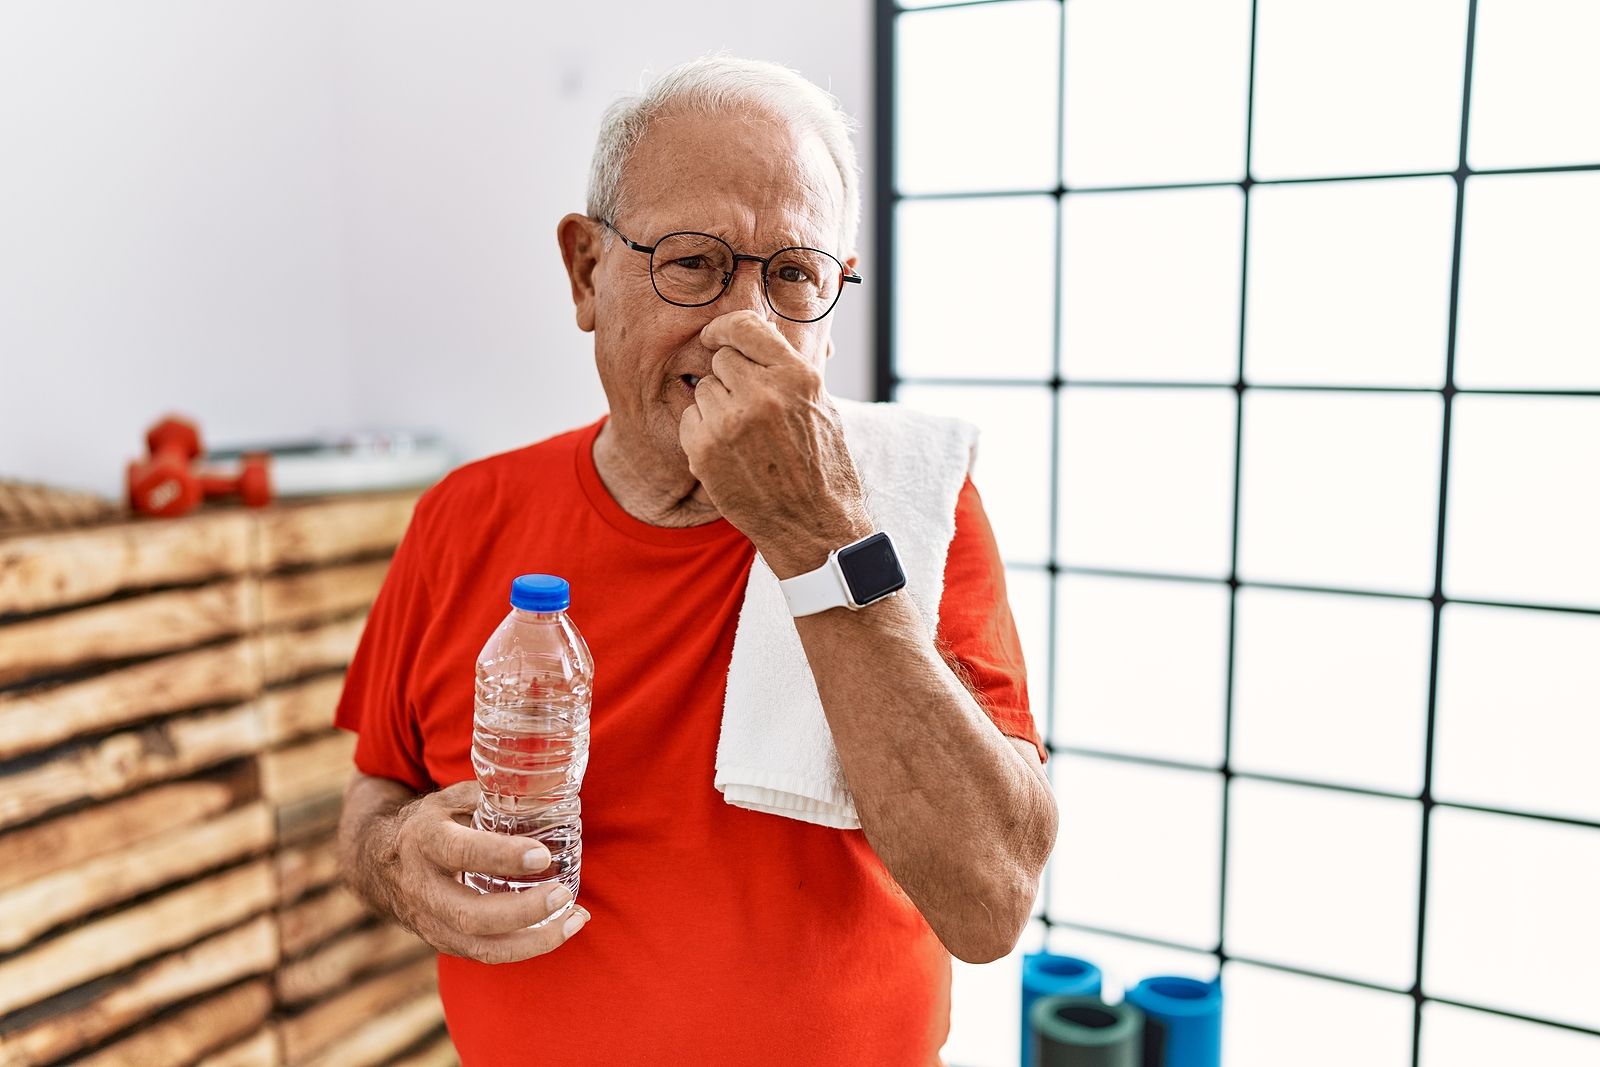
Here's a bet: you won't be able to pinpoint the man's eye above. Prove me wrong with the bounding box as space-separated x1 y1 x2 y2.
672 256 709 270
775 265 813 284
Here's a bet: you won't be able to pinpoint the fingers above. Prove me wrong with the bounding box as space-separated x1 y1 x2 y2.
710 346 759 391
449 902 592 965
423 868 592 963
410 792 552 879
433 871 574 937
693 372 732 409
700 309 802 368
431 779 482 815
678 396 704 443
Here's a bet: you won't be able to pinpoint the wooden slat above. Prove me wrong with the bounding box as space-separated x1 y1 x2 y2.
275 836 339 906
0 859 276 1016
0 803 274 952
256 493 419 571
276 791 345 844
0 916 277 1067
0 637 261 760
0 702 265 831
0 579 256 687
261 675 345 745
299 995 446 1067
195 1028 281 1067
280 885 369 958
0 511 253 617
275 923 431 1007
259 562 389 629
278 956 436 1064
261 613 366 685
0 771 249 892
259 731 356 808
71 979 273 1067
388 1032 459 1067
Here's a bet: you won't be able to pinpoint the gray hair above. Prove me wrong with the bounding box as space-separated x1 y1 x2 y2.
586 53 862 256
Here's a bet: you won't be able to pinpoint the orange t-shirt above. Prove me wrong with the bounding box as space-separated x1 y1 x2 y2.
334 412 1044 1067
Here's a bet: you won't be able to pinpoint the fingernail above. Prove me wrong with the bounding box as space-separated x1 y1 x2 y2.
562 908 589 937
546 884 571 910
523 847 550 871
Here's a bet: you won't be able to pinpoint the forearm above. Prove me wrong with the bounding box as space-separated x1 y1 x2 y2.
791 590 1057 964
336 770 418 920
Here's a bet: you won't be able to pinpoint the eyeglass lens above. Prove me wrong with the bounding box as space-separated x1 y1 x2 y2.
649 232 843 321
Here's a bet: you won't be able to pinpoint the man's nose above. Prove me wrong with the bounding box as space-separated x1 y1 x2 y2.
720 259 772 317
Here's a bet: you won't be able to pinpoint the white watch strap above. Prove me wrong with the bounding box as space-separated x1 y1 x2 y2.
779 553 852 617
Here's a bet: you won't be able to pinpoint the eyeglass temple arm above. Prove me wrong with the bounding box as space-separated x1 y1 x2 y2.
597 218 655 255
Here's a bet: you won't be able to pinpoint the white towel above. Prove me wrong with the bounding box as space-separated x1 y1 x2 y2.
713 397 979 829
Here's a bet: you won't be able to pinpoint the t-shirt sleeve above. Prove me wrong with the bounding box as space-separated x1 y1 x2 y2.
332 498 437 794
934 475 1048 765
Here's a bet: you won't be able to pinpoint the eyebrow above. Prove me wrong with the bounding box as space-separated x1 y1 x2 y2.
670 225 830 252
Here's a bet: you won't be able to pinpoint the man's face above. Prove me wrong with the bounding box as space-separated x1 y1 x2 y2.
574 107 853 488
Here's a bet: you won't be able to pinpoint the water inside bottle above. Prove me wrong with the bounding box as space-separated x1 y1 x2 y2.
464 672 590 901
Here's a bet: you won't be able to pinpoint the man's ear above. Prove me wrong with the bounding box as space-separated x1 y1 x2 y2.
557 213 601 333
825 337 835 360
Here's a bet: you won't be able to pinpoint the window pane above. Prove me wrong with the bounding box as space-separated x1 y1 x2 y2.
1434 603 1600 823
1061 187 1242 383
1049 755 1222 948
1005 566 1052 746
1058 387 1237 578
1056 574 1229 767
1062 0 1251 187
1225 780 1421 987
946 939 1029 1067
1444 395 1600 609
895 196 1056 382
1420 1002 1600 1067
1250 0 1468 180
1454 172 1600 391
1232 588 1432 795
1244 177 1455 388
896 382 1054 564
1223 962 1414 1067
1468 0 1600 169
1239 391 1442 594
896 1 1060 195
1424 809 1600 1030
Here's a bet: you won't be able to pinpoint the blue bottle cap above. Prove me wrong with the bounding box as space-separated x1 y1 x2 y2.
510 574 570 612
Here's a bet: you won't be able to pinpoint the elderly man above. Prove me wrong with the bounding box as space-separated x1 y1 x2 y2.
335 55 1055 1067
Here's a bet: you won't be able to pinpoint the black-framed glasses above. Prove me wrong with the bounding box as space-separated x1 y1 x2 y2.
596 218 861 324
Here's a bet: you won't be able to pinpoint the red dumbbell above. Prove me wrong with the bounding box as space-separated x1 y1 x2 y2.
127 416 205 517
196 452 274 508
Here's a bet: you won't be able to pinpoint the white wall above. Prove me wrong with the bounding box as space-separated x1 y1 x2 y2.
0 0 875 497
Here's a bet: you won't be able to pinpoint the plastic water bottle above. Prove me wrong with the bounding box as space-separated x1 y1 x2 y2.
464 574 593 919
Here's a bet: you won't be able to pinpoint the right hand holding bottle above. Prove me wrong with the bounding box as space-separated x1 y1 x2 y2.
380 780 590 963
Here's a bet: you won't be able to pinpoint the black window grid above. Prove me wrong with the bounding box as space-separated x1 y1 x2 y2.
873 0 1600 1055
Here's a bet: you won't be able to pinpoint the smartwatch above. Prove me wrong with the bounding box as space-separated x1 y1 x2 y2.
778 531 907 617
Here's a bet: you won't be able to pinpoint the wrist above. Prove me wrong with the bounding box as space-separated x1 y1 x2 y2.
761 512 878 580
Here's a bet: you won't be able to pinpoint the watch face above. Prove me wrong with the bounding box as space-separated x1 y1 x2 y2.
837 532 907 606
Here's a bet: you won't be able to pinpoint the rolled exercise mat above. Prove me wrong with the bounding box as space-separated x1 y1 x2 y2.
1124 976 1222 1067
1022 954 1103 1067
1030 996 1144 1067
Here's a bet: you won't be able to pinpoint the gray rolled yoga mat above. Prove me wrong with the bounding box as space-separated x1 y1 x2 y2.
1030 995 1145 1067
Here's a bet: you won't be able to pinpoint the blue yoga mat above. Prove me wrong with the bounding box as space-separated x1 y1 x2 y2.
1021 953 1103 1067
1124 975 1222 1067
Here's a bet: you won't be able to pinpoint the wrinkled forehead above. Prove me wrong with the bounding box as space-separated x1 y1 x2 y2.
619 106 846 252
